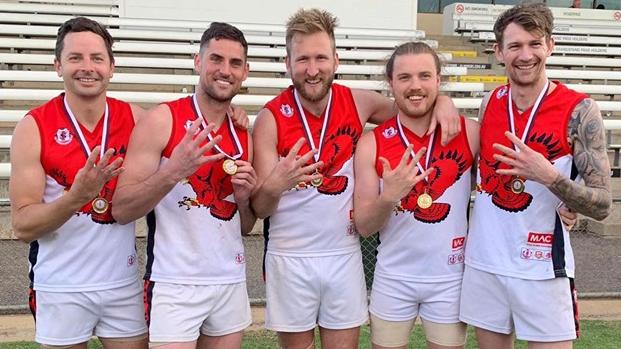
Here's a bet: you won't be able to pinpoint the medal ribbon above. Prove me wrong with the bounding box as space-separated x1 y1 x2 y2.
293 87 333 164
63 94 109 160
396 113 436 182
191 94 243 161
507 79 550 152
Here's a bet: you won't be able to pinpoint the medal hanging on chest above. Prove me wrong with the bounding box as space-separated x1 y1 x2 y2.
506 80 550 194
63 95 110 214
293 87 332 188
396 114 436 209
192 94 243 175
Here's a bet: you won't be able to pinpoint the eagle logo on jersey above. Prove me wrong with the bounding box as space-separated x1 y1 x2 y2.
478 132 562 212
178 165 237 221
54 128 73 145
398 149 469 223
316 125 360 195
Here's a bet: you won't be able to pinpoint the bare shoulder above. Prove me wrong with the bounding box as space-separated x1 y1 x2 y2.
464 117 480 156
11 115 40 153
477 91 494 122
129 103 147 123
356 130 377 158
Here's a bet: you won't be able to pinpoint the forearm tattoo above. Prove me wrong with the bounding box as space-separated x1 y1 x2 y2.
548 99 612 220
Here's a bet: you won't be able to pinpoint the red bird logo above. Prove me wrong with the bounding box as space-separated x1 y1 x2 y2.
179 165 237 221
399 149 469 223
478 132 562 212
316 126 360 195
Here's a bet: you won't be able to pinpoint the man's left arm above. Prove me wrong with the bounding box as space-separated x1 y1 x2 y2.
548 99 612 220
494 98 612 221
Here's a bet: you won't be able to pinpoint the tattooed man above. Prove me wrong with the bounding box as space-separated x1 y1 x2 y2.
459 4 612 349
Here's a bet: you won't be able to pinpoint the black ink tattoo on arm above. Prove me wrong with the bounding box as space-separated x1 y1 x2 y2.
548 99 612 220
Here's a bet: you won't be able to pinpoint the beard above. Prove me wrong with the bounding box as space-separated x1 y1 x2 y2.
201 80 239 103
293 75 334 102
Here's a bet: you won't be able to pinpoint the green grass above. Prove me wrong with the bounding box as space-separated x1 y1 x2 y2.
2 321 621 348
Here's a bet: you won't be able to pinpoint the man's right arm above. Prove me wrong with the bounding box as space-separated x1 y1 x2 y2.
10 116 122 242
250 108 322 219
112 104 224 224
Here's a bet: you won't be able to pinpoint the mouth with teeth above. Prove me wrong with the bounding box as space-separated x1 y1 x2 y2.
75 76 99 83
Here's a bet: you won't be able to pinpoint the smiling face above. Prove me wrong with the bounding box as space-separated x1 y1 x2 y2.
389 53 440 120
195 38 249 103
286 31 339 104
495 23 553 88
54 31 114 100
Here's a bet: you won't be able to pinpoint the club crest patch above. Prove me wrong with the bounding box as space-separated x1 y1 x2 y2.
54 128 73 145
280 104 294 117
382 126 397 139
496 86 508 99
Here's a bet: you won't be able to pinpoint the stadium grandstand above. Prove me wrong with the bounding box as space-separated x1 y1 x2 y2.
0 0 620 320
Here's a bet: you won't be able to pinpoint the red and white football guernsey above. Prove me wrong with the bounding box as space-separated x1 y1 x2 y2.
373 116 473 282
467 82 586 280
145 96 249 285
263 84 363 256
28 93 137 292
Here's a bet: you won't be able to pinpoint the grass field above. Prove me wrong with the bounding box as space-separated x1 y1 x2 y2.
2 321 621 348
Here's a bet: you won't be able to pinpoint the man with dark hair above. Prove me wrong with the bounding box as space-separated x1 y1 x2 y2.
10 16 148 348
251 8 461 349
354 41 478 349
112 22 256 349
460 3 612 349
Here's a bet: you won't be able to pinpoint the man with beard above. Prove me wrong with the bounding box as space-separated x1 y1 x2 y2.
459 4 612 349
112 22 256 349
10 17 148 348
251 9 461 349
353 42 478 349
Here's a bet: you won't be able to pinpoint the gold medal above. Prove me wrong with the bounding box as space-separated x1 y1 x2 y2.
92 197 109 214
417 193 433 209
511 176 525 194
310 174 323 187
222 159 238 175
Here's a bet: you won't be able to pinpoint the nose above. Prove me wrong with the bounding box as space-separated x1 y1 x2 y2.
517 46 534 61
306 59 319 77
219 61 232 77
79 57 95 72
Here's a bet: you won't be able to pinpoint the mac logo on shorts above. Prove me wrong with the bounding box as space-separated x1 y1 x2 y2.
527 232 554 246
452 236 465 250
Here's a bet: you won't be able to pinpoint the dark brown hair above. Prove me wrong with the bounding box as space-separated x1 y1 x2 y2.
200 22 248 58
493 3 554 47
55 17 114 63
385 41 442 81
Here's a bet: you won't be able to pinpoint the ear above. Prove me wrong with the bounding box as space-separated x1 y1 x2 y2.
193 52 201 74
54 58 62 77
334 50 340 72
242 61 249 81
546 37 555 57
493 42 504 64
285 55 292 77
110 60 115 78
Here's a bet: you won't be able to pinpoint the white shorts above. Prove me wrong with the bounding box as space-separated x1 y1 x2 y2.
145 281 251 342
31 280 147 346
264 250 368 332
459 265 579 342
370 276 462 323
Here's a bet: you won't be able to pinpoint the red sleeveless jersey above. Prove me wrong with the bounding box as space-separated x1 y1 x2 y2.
468 82 587 280
263 84 363 256
31 93 134 224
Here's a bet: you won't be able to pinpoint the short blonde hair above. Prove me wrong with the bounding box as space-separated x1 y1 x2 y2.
286 8 338 56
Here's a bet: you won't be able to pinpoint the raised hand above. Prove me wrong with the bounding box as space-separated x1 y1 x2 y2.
379 145 434 204
231 160 257 204
166 119 226 182
69 146 123 204
229 104 249 129
493 131 559 186
269 137 324 192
